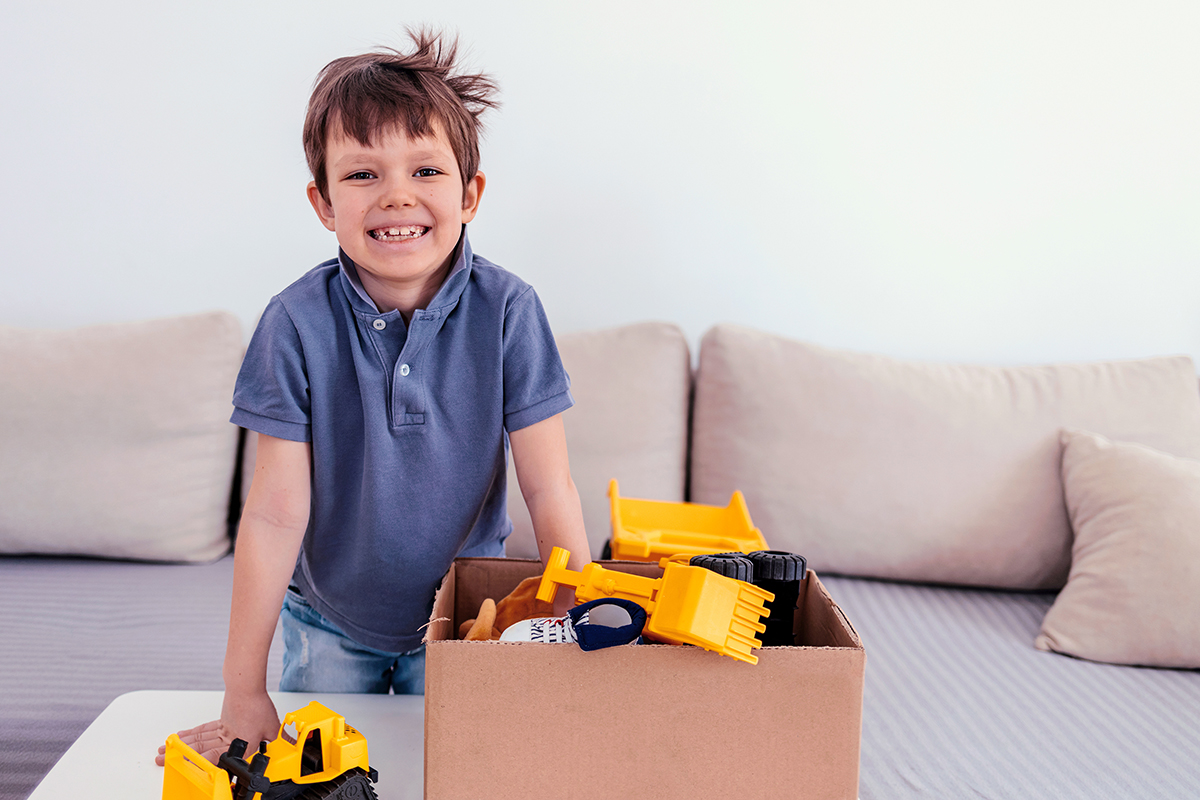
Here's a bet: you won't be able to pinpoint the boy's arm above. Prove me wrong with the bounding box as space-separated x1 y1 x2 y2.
509 414 590 614
155 433 312 765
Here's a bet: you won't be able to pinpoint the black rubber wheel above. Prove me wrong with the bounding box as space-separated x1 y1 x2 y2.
291 768 379 800
746 551 807 647
746 550 807 581
689 552 755 583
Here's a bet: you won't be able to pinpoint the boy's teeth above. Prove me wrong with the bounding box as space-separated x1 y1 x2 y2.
372 226 428 241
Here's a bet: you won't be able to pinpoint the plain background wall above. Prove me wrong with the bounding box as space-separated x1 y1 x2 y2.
2 1 1197 365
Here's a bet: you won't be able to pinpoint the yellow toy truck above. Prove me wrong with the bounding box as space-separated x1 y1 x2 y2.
162 701 378 800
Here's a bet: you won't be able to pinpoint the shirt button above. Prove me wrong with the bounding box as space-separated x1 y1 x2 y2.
399 363 411 377
372 319 386 330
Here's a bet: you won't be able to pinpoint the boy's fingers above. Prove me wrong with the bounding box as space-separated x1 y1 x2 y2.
193 732 232 753
179 719 223 737
155 718 226 767
177 721 225 748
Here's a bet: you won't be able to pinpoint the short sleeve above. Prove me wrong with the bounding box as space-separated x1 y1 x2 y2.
230 297 312 442
502 287 574 432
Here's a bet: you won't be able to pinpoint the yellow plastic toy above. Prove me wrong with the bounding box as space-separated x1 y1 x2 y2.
536 547 774 664
162 701 377 800
607 479 769 562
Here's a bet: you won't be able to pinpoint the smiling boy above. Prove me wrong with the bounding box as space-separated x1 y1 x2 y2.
160 30 590 764
311 126 480 313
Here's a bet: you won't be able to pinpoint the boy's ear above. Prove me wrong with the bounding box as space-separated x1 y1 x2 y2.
307 181 337 232
461 171 486 224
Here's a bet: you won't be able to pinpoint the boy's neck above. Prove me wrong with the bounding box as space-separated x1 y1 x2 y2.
344 234 464 322
359 258 452 323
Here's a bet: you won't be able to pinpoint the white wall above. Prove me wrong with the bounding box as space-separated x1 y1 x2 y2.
2 1 1198 365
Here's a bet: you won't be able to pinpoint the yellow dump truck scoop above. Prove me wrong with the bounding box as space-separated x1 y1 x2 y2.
537 547 774 664
608 479 769 561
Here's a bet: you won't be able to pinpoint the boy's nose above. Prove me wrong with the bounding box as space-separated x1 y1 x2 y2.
380 178 417 208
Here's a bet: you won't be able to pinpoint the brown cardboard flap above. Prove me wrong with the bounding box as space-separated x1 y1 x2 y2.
450 557 535 626
801 571 863 649
423 559 455 644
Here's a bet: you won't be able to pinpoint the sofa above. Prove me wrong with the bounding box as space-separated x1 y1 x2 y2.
2 313 1198 800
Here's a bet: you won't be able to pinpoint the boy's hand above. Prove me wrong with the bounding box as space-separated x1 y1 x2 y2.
552 586 577 617
154 690 280 767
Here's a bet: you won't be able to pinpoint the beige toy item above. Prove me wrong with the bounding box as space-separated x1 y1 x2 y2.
457 576 555 640
460 598 499 640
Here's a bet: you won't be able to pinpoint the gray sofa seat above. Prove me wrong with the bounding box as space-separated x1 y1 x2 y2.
823 575 1200 799
0 556 282 799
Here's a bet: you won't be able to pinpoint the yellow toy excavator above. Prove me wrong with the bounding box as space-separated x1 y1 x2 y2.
162 701 378 800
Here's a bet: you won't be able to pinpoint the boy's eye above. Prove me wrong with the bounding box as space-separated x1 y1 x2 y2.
346 171 375 180
414 168 442 178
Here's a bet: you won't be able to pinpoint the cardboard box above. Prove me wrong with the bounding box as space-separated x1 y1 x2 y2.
424 558 865 800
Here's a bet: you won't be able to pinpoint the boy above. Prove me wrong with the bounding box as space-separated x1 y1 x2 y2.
158 30 590 765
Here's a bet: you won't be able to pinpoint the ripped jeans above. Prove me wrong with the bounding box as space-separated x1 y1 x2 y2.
279 586 425 694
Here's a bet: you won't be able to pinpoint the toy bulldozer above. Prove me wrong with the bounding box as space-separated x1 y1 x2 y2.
162 701 378 800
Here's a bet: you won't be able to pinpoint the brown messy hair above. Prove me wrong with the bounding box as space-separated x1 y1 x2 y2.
303 28 499 203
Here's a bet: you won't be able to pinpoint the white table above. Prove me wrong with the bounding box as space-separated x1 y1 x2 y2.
29 690 424 799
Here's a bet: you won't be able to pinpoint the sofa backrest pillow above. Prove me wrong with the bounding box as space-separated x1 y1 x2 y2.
504 322 691 560
690 324 1200 590
0 312 242 562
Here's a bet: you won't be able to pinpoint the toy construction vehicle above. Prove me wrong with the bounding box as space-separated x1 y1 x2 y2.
537 546 774 664
162 701 378 800
606 479 769 562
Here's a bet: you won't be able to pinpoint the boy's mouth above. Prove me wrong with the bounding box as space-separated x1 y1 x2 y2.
370 225 429 242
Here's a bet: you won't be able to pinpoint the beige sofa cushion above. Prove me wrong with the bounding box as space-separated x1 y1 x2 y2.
505 322 691 560
690 324 1200 589
0 312 243 562
1035 430 1200 668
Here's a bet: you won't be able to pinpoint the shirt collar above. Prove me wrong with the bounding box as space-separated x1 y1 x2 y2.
337 226 473 317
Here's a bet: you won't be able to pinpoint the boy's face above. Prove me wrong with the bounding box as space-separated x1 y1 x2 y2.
307 123 484 309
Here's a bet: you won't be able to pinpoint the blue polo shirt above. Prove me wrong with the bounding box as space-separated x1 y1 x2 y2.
231 232 573 652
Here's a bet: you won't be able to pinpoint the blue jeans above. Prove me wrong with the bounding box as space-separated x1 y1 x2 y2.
280 587 425 694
